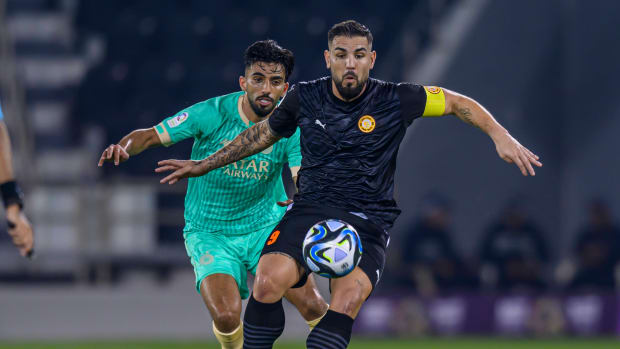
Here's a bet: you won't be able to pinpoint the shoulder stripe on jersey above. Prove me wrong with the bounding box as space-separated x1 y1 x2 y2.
422 86 446 117
153 123 172 147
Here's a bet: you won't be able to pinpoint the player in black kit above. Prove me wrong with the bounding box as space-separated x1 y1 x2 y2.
157 20 543 349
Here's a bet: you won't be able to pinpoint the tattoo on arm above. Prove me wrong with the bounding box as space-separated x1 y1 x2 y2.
455 106 480 129
199 120 281 171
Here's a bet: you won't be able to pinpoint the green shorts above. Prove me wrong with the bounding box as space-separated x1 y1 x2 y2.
183 223 275 299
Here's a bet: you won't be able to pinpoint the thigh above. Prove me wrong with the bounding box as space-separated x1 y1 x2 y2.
253 253 305 303
355 229 388 290
245 223 277 276
329 267 373 319
199 273 242 318
184 231 249 298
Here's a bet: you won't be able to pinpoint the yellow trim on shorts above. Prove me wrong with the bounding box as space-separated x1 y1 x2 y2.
422 86 446 117
153 123 172 147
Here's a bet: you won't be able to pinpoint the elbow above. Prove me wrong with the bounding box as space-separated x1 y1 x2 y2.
137 128 161 148
444 89 469 116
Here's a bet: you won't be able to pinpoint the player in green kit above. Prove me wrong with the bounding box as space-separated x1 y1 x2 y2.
98 40 328 349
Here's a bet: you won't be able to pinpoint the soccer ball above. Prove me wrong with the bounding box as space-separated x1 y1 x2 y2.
302 219 363 278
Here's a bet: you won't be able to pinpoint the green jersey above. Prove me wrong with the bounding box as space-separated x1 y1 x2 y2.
154 91 301 235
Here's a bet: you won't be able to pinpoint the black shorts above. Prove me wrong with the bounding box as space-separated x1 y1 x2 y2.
261 202 389 290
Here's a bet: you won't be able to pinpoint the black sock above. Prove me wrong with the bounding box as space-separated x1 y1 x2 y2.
306 310 354 349
243 294 285 349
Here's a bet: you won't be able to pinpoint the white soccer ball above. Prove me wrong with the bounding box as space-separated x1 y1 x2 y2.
302 219 363 278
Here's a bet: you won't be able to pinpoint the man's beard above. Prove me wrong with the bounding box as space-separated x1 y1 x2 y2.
332 72 366 101
248 95 275 117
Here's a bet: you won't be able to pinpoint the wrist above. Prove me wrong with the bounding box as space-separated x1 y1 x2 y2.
488 124 508 143
0 180 24 210
200 160 213 174
193 159 209 174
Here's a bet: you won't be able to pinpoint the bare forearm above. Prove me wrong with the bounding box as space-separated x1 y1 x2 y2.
448 93 507 142
198 120 280 172
119 128 160 156
0 122 14 183
291 166 300 192
443 88 542 176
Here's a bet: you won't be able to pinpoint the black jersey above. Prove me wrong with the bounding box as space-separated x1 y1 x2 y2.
269 77 443 231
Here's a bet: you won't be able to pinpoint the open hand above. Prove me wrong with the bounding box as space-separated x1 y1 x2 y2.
494 133 542 176
156 159 208 185
98 141 131 166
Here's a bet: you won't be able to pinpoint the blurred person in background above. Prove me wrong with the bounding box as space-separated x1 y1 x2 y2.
99 40 327 349
0 100 34 257
568 199 620 290
401 192 476 295
479 200 549 291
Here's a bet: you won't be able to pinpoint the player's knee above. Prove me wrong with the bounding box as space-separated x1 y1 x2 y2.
213 310 240 333
253 273 287 303
330 286 367 318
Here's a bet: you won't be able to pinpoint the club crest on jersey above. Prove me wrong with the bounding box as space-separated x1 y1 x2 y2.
425 86 442 94
358 115 376 133
167 112 189 128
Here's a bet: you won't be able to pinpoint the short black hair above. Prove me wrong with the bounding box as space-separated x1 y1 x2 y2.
244 40 294 80
327 20 373 47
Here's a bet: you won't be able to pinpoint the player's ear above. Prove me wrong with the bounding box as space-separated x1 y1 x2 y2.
324 49 331 69
369 50 377 70
282 82 289 95
239 75 247 91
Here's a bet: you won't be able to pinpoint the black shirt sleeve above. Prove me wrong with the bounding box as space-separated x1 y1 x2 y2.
268 84 300 138
396 83 427 126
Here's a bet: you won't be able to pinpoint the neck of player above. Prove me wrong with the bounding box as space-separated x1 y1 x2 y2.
331 79 367 103
241 94 271 124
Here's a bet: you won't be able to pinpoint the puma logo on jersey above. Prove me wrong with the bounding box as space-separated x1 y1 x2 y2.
315 119 327 129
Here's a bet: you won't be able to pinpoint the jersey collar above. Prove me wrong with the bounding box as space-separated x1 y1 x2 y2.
237 93 253 127
326 76 374 107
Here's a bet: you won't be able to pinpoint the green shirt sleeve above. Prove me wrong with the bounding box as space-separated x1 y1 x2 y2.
153 99 221 147
285 127 302 168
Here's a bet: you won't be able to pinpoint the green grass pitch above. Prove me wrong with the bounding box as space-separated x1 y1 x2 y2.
0 338 619 349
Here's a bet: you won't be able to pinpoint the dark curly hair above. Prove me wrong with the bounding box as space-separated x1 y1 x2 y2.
243 40 294 81
328 20 373 47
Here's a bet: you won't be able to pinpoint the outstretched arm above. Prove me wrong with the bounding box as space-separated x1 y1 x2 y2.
276 166 300 207
443 89 542 176
0 121 34 257
98 128 161 166
0 121 14 183
157 120 281 184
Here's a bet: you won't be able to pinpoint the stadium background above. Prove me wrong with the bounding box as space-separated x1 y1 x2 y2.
1 0 619 347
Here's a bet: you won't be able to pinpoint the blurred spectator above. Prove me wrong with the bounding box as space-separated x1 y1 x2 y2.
568 200 620 290
401 193 476 295
479 200 549 291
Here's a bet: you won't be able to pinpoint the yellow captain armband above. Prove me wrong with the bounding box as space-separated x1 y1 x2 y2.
422 86 446 117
